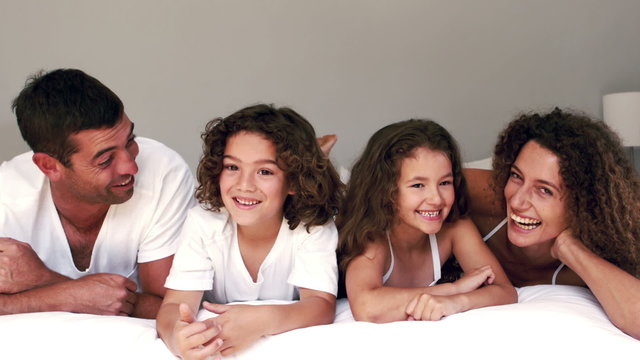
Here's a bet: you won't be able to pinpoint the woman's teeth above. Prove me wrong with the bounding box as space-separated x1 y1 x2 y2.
510 213 542 230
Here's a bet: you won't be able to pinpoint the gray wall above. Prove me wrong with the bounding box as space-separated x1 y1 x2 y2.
1 0 640 172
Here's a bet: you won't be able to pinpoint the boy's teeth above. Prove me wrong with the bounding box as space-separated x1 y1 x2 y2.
418 210 440 217
236 198 259 205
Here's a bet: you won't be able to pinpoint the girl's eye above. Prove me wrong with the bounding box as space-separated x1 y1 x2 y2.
410 183 424 188
224 164 238 171
440 180 453 186
258 169 274 175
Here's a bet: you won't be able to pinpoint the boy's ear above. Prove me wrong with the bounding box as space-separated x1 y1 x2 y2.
32 153 65 181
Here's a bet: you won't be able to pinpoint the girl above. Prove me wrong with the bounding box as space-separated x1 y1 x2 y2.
466 108 640 339
157 104 343 358
337 119 516 323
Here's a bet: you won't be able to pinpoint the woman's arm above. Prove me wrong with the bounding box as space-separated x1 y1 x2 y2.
345 241 466 323
203 288 336 356
553 230 640 339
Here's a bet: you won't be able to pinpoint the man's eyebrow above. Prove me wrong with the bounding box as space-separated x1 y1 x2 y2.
92 122 135 161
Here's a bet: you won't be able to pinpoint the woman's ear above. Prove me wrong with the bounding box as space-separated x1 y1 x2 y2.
32 153 64 181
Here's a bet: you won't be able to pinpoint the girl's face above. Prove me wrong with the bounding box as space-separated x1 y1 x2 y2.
219 131 294 231
394 147 455 236
504 140 568 248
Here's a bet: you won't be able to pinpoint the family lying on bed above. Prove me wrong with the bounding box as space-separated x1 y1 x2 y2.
0 69 638 359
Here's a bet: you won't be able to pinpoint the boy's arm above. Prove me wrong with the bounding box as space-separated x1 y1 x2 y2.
156 289 209 356
203 287 336 356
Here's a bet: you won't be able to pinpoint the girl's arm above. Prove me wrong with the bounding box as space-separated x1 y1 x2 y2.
156 289 222 359
553 230 640 339
446 218 517 311
405 218 517 321
345 241 476 323
203 288 336 356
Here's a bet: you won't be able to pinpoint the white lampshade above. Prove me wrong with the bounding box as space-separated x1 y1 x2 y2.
603 92 640 147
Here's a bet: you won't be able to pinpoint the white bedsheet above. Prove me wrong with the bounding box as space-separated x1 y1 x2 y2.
1 285 638 359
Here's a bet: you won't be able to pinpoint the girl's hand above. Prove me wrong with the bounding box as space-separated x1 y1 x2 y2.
175 303 223 360
405 293 464 321
453 265 495 293
203 302 266 356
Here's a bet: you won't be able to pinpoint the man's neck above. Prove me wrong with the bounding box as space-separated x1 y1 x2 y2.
50 186 110 233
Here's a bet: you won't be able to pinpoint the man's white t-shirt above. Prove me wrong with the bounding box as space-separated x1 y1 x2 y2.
165 206 338 304
0 137 196 285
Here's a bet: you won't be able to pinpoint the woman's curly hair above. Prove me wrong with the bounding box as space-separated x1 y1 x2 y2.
196 103 343 231
492 108 640 277
336 119 468 270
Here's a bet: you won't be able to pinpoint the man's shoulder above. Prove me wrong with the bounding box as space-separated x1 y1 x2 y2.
0 151 45 202
133 137 194 189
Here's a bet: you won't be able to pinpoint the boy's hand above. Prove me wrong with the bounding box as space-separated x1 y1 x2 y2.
203 302 266 356
175 303 223 360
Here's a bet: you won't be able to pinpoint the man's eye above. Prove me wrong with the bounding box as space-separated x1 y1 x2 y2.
98 157 113 167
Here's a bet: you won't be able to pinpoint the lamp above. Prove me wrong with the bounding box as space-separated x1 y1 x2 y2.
603 91 640 173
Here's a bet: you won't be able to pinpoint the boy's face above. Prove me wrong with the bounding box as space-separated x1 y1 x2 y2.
219 131 294 232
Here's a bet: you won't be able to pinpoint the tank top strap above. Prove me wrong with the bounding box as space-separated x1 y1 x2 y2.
483 218 508 242
428 233 441 286
551 262 565 285
382 232 394 284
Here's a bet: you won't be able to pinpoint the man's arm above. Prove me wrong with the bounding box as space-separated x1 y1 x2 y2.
131 255 174 319
0 237 68 293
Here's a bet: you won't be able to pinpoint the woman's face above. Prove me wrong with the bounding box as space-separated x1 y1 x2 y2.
504 140 568 248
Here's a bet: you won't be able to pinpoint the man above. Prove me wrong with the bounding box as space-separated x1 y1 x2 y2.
0 69 195 318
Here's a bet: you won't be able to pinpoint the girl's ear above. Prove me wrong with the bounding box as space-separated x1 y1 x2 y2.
32 153 65 181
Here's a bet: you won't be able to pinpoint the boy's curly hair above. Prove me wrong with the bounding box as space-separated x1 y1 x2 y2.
492 108 640 277
337 119 468 270
196 104 343 231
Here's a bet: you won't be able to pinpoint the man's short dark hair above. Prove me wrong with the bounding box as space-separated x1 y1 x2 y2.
12 68 124 167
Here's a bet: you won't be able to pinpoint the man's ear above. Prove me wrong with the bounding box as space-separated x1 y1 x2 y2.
32 153 64 181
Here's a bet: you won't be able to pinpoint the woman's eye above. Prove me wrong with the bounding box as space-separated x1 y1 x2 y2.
539 187 553 196
510 171 522 180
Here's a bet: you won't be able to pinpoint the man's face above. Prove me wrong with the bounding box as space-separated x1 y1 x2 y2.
59 113 139 205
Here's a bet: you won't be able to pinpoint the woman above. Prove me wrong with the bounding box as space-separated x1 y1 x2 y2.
466 108 640 339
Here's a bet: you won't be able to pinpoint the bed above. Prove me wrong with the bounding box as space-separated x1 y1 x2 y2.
1 285 638 359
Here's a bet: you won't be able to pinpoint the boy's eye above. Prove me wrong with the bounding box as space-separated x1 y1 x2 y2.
258 169 274 175
224 164 238 171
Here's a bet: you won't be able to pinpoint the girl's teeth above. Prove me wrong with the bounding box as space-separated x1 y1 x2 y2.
418 210 440 217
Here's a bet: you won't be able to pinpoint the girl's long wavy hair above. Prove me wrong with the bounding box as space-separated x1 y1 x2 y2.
336 119 468 270
196 104 343 231
493 108 640 276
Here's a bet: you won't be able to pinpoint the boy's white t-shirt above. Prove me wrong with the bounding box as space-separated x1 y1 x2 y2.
0 137 196 285
165 206 338 304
